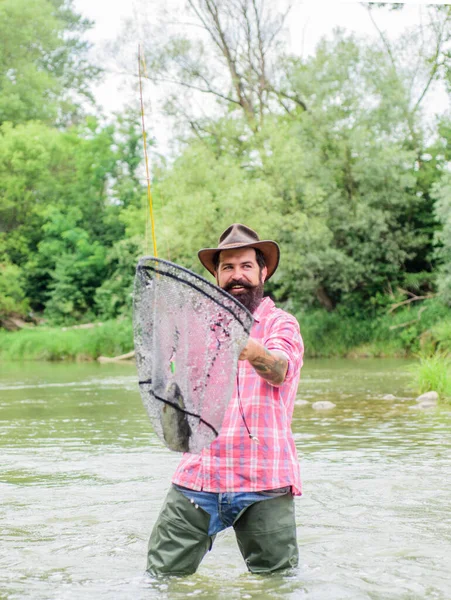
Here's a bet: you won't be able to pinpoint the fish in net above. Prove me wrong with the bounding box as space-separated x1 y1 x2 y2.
133 257 254 454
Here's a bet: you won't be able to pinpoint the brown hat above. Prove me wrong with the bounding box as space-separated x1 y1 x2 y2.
198 223 280 281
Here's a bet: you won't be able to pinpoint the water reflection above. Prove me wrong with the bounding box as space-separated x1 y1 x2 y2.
1 359 450 599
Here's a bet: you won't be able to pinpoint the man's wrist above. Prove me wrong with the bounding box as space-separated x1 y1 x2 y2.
248 345 288 385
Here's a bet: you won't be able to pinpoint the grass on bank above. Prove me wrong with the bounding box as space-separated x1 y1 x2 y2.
296 298 451 403
0 298 450 363
296 299 451 358
413 353 451 403
0 320 133 361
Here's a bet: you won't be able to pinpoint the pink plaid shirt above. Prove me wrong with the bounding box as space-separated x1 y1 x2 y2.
172 297 304 495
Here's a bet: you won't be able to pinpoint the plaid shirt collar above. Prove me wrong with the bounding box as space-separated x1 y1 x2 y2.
251 296 274 324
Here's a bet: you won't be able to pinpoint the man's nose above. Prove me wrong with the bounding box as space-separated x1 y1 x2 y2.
230 267 245 279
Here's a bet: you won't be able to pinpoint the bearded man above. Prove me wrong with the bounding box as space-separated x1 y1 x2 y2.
147 223 304 576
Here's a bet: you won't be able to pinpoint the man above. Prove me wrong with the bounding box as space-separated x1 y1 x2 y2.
147 223 304 576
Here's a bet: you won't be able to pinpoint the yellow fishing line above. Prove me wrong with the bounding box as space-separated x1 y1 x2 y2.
138 45 158 258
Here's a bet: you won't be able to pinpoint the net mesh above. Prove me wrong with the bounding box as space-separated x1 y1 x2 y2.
133 257 253 453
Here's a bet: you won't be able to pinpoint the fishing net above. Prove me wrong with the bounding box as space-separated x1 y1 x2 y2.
133 257 253 454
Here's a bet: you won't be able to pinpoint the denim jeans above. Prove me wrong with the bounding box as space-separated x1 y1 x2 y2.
173 484 290 536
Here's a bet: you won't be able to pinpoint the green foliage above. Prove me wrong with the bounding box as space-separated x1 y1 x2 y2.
430 319 451 353
1 5 451 341
293 307 374 358
0 262 29 319
371 299 451 356
145 30 443 314
0 320 133 361
0 114 144 323
43 241 108 325
94 237 143 320
295 298 451 359
0 121 63 237
432 171 451 304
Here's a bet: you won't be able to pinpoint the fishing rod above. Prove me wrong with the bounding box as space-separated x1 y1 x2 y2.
138 44 158 258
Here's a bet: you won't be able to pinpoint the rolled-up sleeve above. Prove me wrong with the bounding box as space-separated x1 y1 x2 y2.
264 314 304 383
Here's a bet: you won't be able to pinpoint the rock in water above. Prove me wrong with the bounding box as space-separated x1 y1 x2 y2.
312 401 336 410
410 402 436 411
295 399 310 407
162 382 192 452
415 391 439 403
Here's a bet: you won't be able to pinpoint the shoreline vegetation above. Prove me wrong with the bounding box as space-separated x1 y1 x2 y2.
0 319 133 363
1 299 450 402
1 300 450 362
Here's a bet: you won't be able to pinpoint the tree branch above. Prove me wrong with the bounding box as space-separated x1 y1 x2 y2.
413 9 450 113
389 306 427 330
388 293 436 313
141 73 242 106
194 0 256 123
366 4 419 151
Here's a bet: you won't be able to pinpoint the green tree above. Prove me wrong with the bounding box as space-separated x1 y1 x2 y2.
32 206 107 323
94 236 143 319
0 262 29 324
118 0 305 134
118 0 451 311
0 115 146 322
432 172 451 305
0 0 149 326
0 0 100 126
149 30 440 312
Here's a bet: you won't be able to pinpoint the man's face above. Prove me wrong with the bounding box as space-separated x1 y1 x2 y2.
215 248 267 313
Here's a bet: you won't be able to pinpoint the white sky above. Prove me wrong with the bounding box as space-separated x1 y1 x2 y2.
73 0 451 152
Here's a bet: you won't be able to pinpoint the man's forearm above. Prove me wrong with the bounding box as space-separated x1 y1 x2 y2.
239 339 288 385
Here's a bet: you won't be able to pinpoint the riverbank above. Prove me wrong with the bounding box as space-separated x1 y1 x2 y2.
297 299 451 358
0 320 133 362
1 306 450 402
1 300 450 362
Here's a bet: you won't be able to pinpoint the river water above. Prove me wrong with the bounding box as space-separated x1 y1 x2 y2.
1 359 450 600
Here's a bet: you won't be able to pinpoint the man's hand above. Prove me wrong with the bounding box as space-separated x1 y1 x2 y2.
239 338 288 386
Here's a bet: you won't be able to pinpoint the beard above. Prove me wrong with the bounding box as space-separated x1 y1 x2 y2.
223 278 264 314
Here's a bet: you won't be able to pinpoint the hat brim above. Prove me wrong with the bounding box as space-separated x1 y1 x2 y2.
198 240 280 281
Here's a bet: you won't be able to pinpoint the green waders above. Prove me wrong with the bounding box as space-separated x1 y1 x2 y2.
147 486 298 576
233 491 299 573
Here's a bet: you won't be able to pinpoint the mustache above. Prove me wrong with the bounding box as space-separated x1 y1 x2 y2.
223 279 253 292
